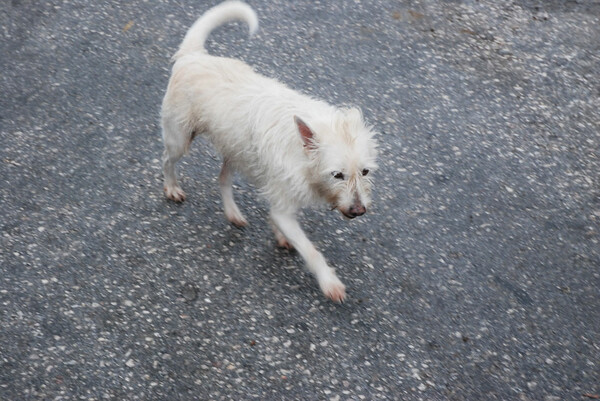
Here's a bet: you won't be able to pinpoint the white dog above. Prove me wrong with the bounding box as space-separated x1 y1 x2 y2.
161 1 378 302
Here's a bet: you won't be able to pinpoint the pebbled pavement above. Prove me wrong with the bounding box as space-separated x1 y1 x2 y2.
1 0 599 400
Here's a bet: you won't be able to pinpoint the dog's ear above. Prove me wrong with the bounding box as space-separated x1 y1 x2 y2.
345 107 363 122
294 116 318 151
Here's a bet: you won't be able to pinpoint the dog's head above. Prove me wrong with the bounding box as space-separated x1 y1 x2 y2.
295 108 378 218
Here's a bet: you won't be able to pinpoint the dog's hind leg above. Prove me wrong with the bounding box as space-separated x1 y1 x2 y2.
162 119 187 202
270 219 294 250
219 159 248 227
270 210 346 303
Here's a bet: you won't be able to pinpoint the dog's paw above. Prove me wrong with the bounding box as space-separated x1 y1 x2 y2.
164 185 186 202
319 275 346 303
274 231 294 250
225 211 248 228
277 239 295 251
272 224 294 250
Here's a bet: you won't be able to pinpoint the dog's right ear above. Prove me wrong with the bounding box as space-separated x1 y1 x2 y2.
294 116 318 151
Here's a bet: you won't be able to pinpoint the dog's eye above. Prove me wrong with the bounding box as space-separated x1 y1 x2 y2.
362 169 370 176
332 171 345 180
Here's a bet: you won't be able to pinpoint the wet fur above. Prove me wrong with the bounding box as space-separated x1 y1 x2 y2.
161 1 378 302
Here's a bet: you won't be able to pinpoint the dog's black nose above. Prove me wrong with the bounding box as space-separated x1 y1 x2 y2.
348 204 366 217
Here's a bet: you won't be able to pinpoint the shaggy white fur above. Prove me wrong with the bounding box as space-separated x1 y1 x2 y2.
161 1 378 302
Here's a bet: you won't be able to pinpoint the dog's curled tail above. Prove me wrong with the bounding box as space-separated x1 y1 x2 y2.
173 1 258 60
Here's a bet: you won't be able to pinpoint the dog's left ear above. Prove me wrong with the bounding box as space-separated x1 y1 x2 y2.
294 116 318 151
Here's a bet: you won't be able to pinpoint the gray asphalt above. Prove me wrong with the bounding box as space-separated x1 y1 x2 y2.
1 0 599 400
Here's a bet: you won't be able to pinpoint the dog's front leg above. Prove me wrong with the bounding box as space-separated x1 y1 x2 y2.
270 210 346 303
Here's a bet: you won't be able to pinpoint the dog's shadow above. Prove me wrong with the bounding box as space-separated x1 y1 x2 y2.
220 217 368 310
